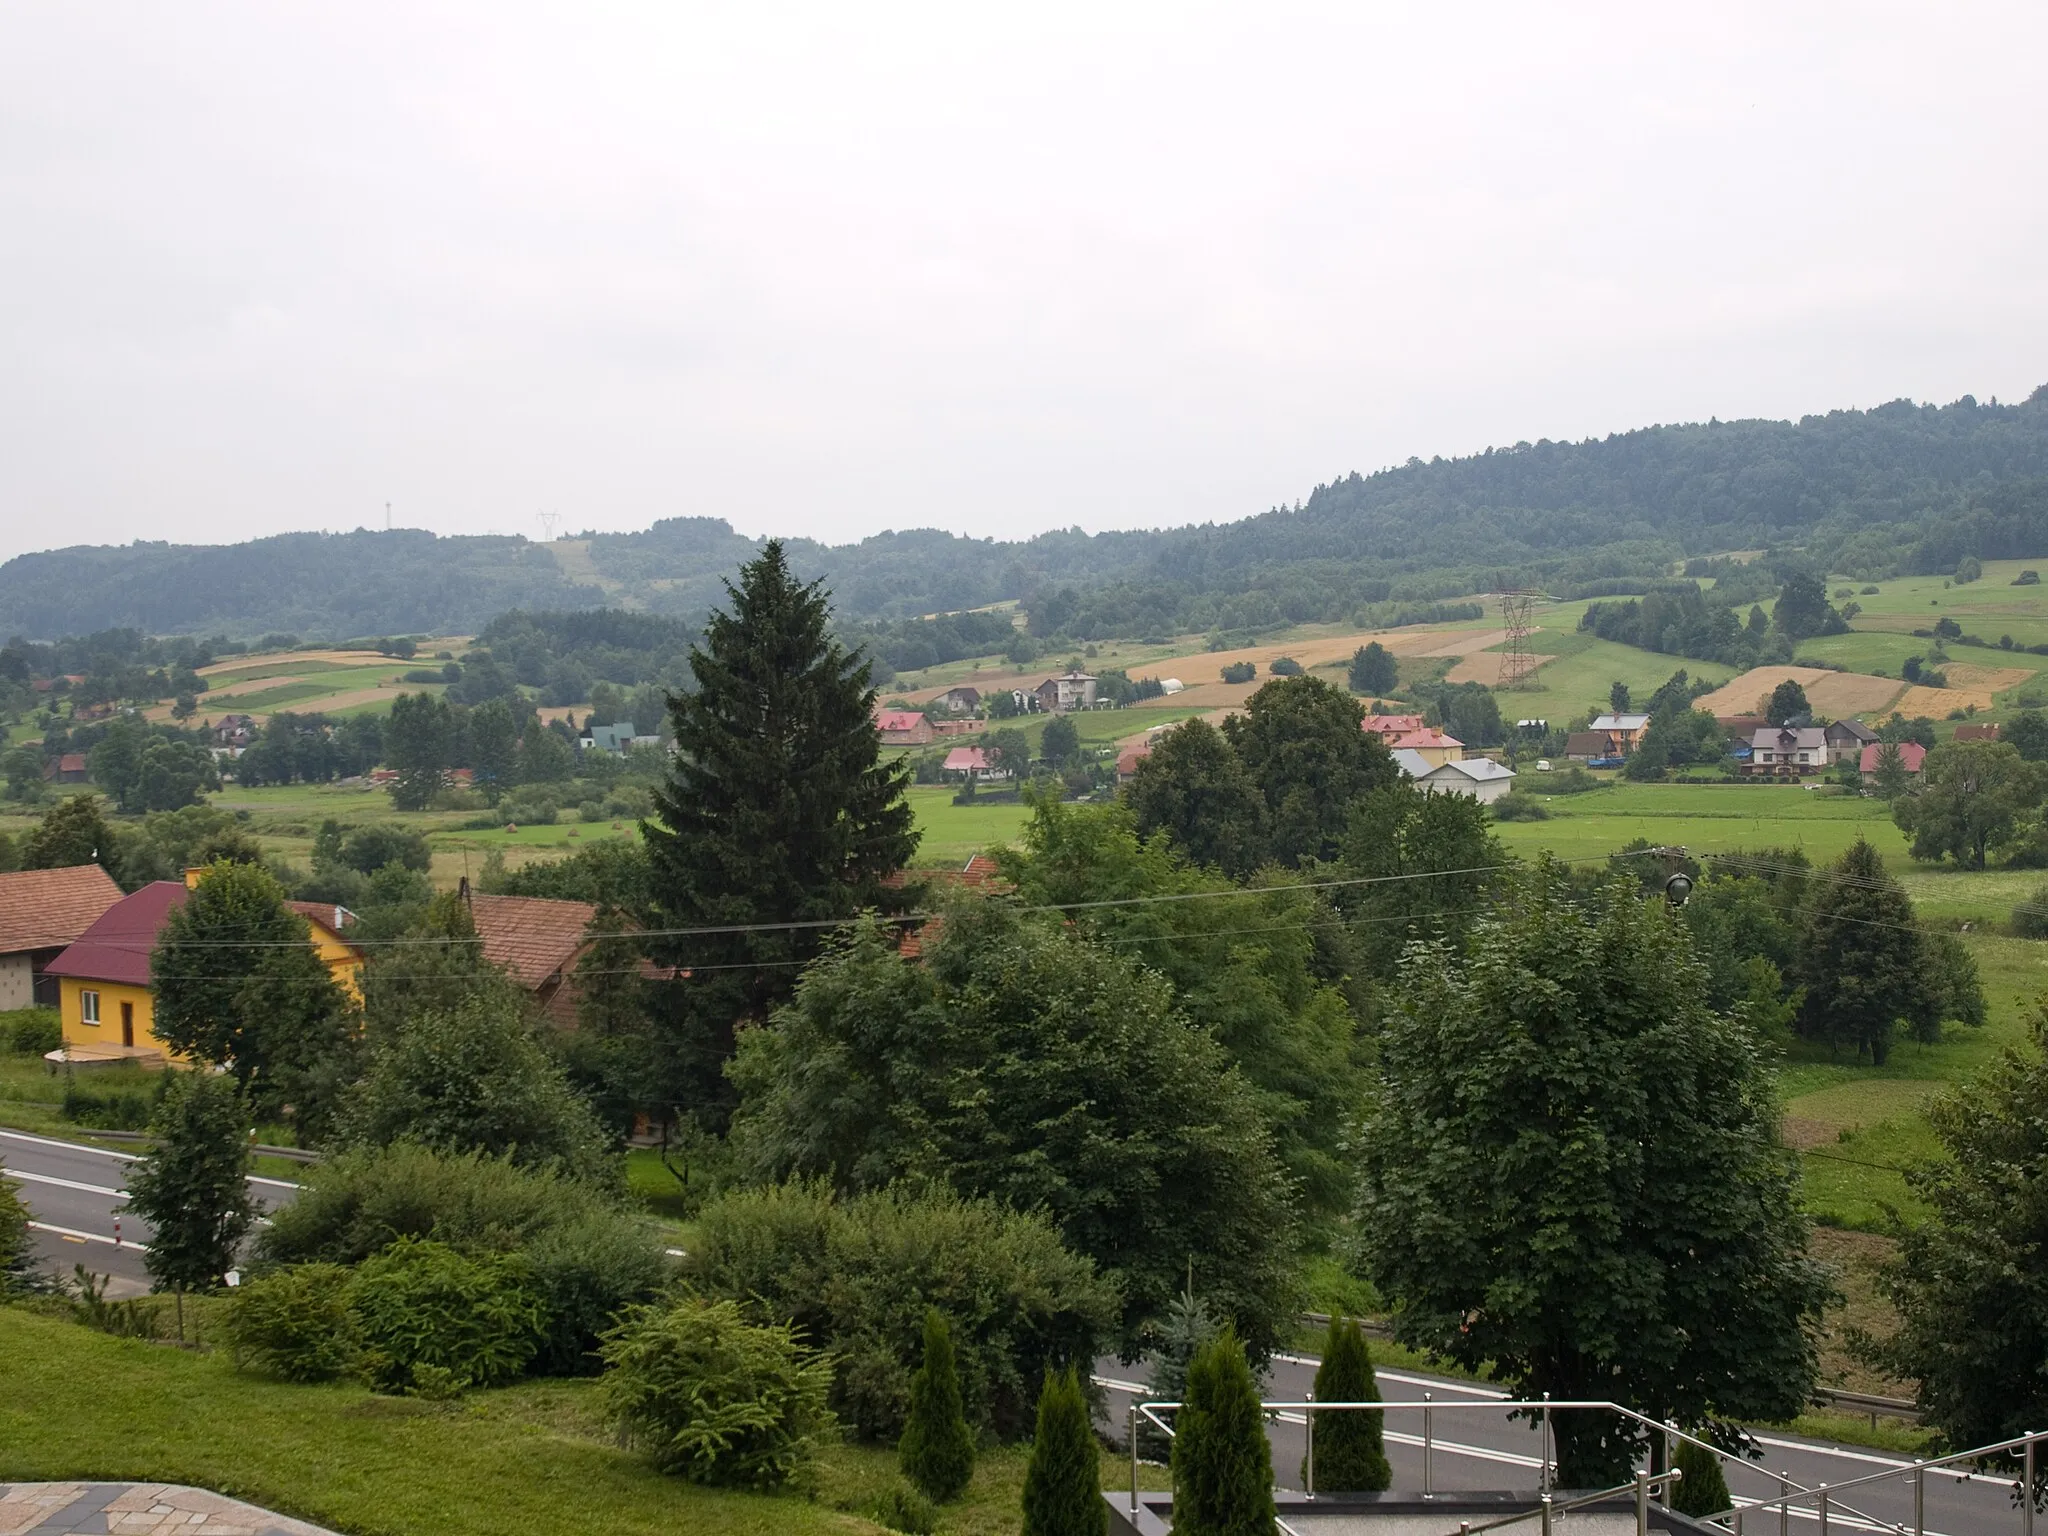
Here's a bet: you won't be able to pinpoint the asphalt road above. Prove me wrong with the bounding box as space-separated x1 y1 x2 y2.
3 1128 2031 1536
1098 1353 2027 1536
1 1128 299 1295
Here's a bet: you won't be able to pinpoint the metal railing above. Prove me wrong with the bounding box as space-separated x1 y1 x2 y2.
1123 1396 2044 1536
1706 1428 2048 1536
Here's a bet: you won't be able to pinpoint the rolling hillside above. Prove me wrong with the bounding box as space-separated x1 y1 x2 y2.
3 388 2045 641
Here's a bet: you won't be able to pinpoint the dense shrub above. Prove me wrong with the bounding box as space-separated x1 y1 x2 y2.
598 1297 834 1489
1171 1329 1274 1535
872 1484 939 1535
899 1309 975 1501
1219 661 1256 684
0 1007 60 1056
1489 790 1550 822
1267 656 1303 677
348 1237 546 1394
226 1263 359 1381
1 1177 32 1293
257 1145 665 1376
690 1181 1117 1441
2013 883 2048 939
60 1076 156 1130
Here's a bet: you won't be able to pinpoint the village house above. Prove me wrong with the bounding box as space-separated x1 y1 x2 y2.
1034 671 1098 713
464 891 636 1028
40 753 88 784
1749 725 1828 776
942 745 1010 782
581 721 658 753
1953 723 2001 743
930 686 982 714
1360 714 1426 739
1861 741 1928 784
1390 727 1463 767
1389 750 1516 803
211 714 257 752
930 716 987 737
0 865 123 1010
1116 737 1156 783
1564 731 1611 763
46 870 361 1065
873 709 935 746
1586 713 1651 755
1822 718 1880 764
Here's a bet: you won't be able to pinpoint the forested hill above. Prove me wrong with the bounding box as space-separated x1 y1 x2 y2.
4 388 2046 641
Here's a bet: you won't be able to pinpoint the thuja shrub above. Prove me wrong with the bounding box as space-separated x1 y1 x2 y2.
1171 1328 1275 1536
1302 1316 1390 1492
899 1308 975 1502
1022 1367 1106 1536
1671 1438 1732 1517
598 1296 835 1490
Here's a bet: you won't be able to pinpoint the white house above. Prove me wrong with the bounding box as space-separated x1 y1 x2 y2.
1414 756 1518 804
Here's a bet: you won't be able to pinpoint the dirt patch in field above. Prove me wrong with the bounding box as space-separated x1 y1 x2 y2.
1693 666 1905 720
1445 649 1559 686
1809 1227 1909 1396
1411 629 1509 659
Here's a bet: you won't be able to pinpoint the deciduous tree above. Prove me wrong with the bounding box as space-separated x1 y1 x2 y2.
125 1070 256 1321
1357 865 1828 1485
384 691 452 810
1124 719 1269 879
1893 740 2045 868
1349 643 1398 695
1222 676 1397 866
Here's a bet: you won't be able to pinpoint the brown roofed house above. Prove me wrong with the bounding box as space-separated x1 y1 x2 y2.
0 865 123 1010
1953 723 2001 743
41 754 88 784
466 892 643 1028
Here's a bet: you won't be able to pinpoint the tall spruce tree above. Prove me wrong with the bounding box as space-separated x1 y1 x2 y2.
1302 1316 1390 1492
1794 839 1935 1065
1171 1328 1275 1536
645 540 918 1126
899 1308 976 1502
1022 1368 1106 1536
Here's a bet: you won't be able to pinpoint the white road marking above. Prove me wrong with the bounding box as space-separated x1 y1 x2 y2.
0 1128 136 1160
2 1168 127 1199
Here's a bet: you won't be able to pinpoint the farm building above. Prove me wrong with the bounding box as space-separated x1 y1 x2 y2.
1860 741 1928 783
874 709 935 746
0 865 123 1010
1822 719 1880 764
931 686 982 713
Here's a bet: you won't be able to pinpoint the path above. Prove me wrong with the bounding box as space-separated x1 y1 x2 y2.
0 1483 337 1536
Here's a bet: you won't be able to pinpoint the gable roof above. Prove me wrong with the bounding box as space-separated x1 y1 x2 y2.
1861 741 1928 773
942 746 989 772
1361 714 1426 736
1564 731 1609 755
43 882 188 987
1392 728 1463 750
1826 719 1881 743
467 892 598 989
1953 723 2001 742
1424 756 1516 784
874 710 925 733
1388 747 1432 778
0 865 124 957
1751 727 1827 750
1590 713 1651 731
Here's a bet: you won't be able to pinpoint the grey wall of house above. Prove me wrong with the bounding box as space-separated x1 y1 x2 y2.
0 954 34 1012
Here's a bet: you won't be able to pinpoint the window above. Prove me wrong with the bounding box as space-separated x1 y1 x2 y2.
80 989 100 1025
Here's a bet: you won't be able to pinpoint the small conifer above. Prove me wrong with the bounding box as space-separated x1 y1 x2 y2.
1140 1287 1218 1459
1670 1437 1732 1517
1171 1327 1275 1536
899 1308 975 1502
1022 1368 1107 1536
1301 1316 1390 1492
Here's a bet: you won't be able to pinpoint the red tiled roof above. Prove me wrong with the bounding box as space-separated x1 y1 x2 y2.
286 901 360 951
1361 715 1425 735
41 880 354 985
0 865 123 957
942 746 988 772
874 710 925 733
42 881 187 987
467 892 598 989
1860 742 1927 774
1392 728 1462 750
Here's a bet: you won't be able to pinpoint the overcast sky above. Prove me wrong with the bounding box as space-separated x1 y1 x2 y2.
2 2 2043 562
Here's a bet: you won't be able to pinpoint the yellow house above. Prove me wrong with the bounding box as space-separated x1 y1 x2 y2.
47 873 361 1065
1390 727 1465 768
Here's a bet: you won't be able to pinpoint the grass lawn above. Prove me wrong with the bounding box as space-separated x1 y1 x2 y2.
905 786 1034 868
1492 780 1909 866
0 1304 1157 1536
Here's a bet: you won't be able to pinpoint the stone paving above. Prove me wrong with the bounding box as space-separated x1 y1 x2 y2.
0 1485 339 1536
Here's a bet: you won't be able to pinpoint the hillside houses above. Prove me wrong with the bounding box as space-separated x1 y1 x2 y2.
0 865 123 1010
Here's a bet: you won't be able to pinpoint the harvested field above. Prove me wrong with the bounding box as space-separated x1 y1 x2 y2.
1694 666 1904 720
1886 663 2038 716
899 626 1500 702
197 648 393 676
